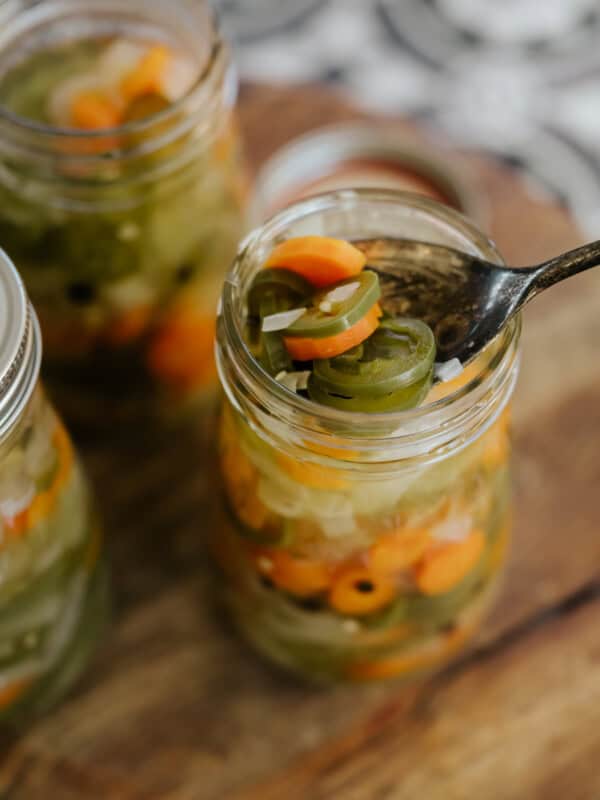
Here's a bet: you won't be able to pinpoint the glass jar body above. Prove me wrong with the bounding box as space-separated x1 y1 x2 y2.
214 190 520 683
0 0 248 428
0 385 107 726
215 398 511 683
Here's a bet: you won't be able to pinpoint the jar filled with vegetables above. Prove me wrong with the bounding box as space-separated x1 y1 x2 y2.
0 248 107 728
215 190 520 683
0 0 247 427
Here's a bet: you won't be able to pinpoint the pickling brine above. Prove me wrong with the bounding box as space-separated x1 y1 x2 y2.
0 0 247 427
214 190 520 683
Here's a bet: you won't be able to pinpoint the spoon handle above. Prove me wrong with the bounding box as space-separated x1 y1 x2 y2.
529 239 600 296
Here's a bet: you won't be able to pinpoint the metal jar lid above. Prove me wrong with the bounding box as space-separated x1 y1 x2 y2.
250 123 488 227
0 249 41 441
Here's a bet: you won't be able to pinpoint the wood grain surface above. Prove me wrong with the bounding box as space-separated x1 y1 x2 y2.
1 83 599 800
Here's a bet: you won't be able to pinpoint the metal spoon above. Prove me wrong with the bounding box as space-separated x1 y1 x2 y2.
353 237 600 365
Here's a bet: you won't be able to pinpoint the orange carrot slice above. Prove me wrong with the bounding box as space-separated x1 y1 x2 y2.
276 451 347 491
284 302 382 361
369 527 431 574
104 305 152 346
347 626 468 681
121 45 171 101
252 549 331 597
0 677 32 709
70 91 122 130
264 236 367 288
414 529 485 596
329 566 397 615
3 509 29 539
146 311 216 392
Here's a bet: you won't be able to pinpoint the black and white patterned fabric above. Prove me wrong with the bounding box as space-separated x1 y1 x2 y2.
216 0 600 236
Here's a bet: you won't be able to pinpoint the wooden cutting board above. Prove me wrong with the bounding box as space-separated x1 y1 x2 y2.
2 83 600 800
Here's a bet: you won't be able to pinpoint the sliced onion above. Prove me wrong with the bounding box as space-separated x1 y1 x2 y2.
261 308 306 332
0 473 35 518
324 281 360 304
434 358 464 383
431 514 472 542
160 55 198 101
97 39 148 84
319 515 357 538
276 370 312 392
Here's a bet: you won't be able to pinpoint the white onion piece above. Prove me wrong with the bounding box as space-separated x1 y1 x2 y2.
324 281 360 304
160 55 198 101
276 371 311 392
104 276 156 311
261 308 306 332
431 513 472 542
0 473 35 519
434 358 464 383
319 515 358 538
257 478 304 518
97 39 147 84
341 619 361 634
319 301 333 313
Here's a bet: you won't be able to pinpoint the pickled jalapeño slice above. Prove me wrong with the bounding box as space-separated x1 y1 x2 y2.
285 270 380 339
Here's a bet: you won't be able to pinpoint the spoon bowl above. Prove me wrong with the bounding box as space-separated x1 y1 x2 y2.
353 237 600 365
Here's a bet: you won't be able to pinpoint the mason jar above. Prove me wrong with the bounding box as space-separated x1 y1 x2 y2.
0 248 107 727
0 0 247 428
214 190 520 683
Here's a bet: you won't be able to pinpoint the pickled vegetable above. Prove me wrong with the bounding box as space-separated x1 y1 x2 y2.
284 271 381 339
0 33 247 425
215 232 515 683
264 236 367 287
0 389 107 725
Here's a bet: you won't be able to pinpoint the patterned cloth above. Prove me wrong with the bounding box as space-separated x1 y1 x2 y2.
217 0 600 235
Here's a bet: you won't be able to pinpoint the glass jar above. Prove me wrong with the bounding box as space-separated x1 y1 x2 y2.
0 249 107 727
214 190 520 684
0 0 247 428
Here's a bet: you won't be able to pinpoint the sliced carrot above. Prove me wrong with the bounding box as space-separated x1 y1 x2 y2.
302 438 358 462
53 423 75 490
70 91 122 130
252 549 331 597
264 236 367 288
369 527 431 574
414 529 485 596
27 423 74 530
146 311 216 392
481 407 511 470
486 513 512 574
329 566 397 616
276 451 347 491
347 626 468 681
103 305 152 346
121 45 171 101
0 677 32 710
284 302 382 361
3 509 29 539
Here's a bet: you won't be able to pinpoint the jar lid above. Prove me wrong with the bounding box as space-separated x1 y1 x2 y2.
0 249 41 439
250 123 487 227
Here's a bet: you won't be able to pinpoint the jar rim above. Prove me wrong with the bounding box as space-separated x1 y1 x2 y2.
0 0 228 160
217 188 521 462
